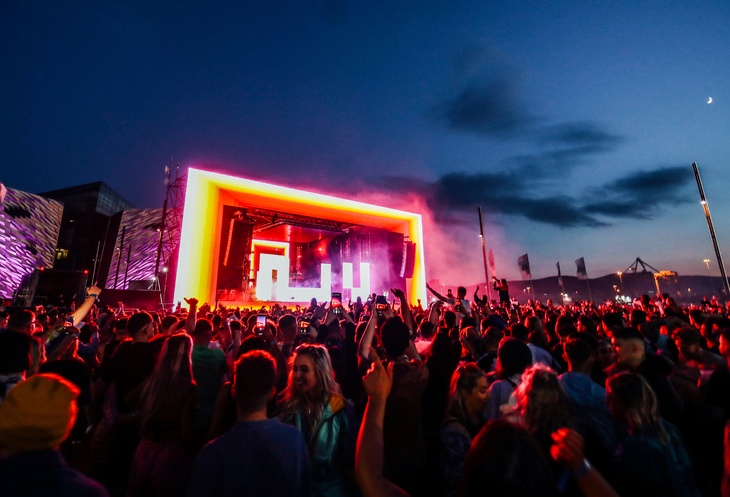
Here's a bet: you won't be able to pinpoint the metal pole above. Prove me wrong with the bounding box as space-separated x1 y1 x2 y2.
478 207 492 302
123 244 132 290
114 226 126 289
529 276 535 302
96 215 112 287
154 166 172 278
91 240 101 284
693 162 730 298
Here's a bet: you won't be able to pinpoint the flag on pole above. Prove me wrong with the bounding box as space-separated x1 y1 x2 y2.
556 261 563 286
488 249 496 278
518 254 531 280
576 257 588 280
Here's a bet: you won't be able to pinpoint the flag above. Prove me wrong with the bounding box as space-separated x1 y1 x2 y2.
556 261 563 286
518 253 531 280
488 249 496 278
576 257 588 280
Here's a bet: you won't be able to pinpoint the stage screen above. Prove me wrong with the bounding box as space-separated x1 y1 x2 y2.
173 168 426 306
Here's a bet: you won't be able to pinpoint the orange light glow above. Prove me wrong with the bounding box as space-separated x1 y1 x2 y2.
173 168 427 305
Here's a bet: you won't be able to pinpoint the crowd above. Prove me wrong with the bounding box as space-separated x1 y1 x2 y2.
1 280 730 497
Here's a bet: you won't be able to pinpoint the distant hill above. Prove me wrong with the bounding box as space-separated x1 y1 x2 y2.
428 272 728 305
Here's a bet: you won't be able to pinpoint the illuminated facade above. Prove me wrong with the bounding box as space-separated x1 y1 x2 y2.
173 168 426 305
0 188 63 299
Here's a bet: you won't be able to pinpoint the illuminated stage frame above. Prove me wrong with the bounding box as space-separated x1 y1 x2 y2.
173 168 427 306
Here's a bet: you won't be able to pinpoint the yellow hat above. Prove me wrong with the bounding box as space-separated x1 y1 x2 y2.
0 374 80 452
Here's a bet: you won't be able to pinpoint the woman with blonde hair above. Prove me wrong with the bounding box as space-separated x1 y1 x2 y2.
507 365 577 493
511 365 572 439
607 373 701 497
440 362 488 497
127 334 198 497
280 344 358 497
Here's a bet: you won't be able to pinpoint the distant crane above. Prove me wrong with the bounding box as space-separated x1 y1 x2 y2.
623 258 662 296
623 257 660 274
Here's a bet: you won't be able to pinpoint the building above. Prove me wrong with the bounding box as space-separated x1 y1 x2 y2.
39 182 134 285
0 188 64 299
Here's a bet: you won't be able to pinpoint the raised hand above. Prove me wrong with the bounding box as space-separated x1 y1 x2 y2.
184 297 198 307
363 347 393 402
391 288 406 300
550 428 585 472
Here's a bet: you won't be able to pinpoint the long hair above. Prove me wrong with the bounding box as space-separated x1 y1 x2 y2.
138 334 194 430
281 344 341 428
445 362 486 432
524 316 544 334
28 337 45 376
606 373 670 446
513 365 571 436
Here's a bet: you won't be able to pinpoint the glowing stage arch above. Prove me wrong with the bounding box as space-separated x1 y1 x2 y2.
173 168 427 306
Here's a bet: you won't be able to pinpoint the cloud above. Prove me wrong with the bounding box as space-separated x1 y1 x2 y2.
539 121 624 148
372 165 693 228
583 166 693 218
434 78 533 137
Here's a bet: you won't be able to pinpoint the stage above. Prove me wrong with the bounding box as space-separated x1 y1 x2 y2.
173 169 427 307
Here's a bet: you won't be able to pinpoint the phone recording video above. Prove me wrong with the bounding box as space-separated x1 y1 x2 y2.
331 292 342 314
299 320 311 333
256 315 266 336
375 295 387 316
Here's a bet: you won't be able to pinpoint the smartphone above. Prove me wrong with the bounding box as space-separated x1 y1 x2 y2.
375 295 387 316
331 292 342 314
256 315 266 336
299 320 311 333
455 298 462 308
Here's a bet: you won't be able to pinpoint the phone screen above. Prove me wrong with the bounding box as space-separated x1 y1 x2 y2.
299 320 310 333
331 292 342 314
256 315 266 335
375 295 387 315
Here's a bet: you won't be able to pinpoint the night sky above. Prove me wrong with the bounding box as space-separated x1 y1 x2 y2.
2 1 729 285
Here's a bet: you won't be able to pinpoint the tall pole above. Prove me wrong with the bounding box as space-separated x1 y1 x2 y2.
114 226 126 289
693 162 730 298
478 207 492 301
91 240 101 284
154 161 173 279
529 276 535 302
123 244 132 290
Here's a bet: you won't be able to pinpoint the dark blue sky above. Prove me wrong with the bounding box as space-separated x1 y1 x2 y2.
2 0 729 283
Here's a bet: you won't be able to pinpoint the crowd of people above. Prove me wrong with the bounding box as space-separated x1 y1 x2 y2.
2 281 730 497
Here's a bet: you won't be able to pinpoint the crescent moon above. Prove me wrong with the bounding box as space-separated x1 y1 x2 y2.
708 97 713 104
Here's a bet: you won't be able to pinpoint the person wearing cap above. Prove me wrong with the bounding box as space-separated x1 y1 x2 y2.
0 373 108 497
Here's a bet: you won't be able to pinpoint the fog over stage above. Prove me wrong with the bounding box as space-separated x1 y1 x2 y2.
173 169 426 307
